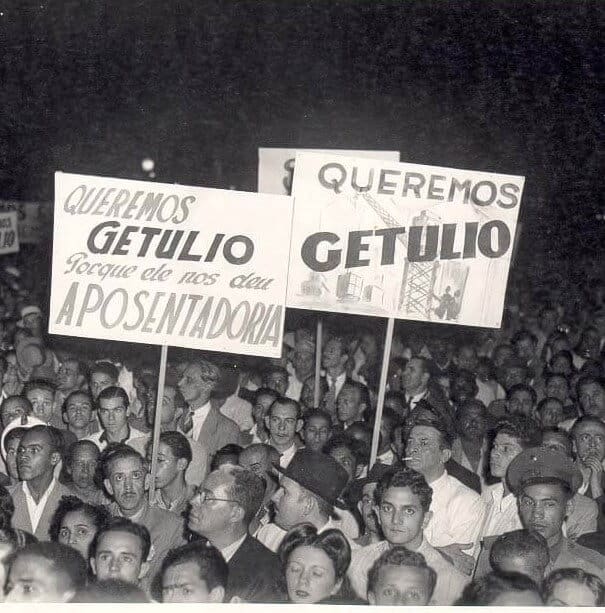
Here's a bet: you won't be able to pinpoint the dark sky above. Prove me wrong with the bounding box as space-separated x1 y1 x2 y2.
1 0 602 263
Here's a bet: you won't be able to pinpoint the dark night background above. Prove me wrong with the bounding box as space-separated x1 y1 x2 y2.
1 0 602 267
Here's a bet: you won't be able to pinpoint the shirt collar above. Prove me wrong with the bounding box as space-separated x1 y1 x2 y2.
100 425 132 445
220 533 247 562
23 477 57 501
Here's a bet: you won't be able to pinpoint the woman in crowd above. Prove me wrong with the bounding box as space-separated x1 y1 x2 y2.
278 523 354 604
49 495 110 560
456 571 544 606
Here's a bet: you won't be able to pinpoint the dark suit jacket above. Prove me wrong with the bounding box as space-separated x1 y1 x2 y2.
445 459 481 494
193 405 240 457
226 534 286 603
9 480 73 540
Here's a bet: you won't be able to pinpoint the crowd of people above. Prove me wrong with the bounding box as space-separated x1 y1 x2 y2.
0 255 604 605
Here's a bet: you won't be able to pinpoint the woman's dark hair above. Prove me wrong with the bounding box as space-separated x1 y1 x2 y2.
278 523 351 582
49 495 110 542
543 568 605 606
456 571 542 605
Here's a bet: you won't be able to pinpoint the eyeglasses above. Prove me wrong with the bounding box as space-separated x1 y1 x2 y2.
192 488 240 505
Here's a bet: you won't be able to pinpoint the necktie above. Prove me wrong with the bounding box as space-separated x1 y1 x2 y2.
181 410 194 435
322 377 337 420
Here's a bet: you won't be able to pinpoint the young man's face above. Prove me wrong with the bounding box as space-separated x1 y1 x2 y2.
402 359 427 394
377 486 428 546
573 421 605 463
105 456 146 513
162 561 224 603
69 444 99 489
6 554 75 602
17 430 58 482
337 386 364 424
321 339 346 371
98 396 128 434
178 364 216 405
359 482 379 533
252 393 274 426
368 564 432 606
148 441 183 489
579 382 605 418
26 388 54 423
57 360 80 392
303 416 331 452
518 482 570 543
329 445 356 482
490 432 523 479
508 389 534 417
147 386 179 426
90 371 116 400
265 403 301 448
92 530 147 583
545 376 569 402
5 436 22 480
537 399 564 429
292 350 314 380
1 397 29 429
64 393 94 430
264 372 288 396
405 425 447 476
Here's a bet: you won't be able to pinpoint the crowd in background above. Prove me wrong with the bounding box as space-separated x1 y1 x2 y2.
0 250 603 605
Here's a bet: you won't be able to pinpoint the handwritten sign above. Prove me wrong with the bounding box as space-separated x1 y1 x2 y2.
0 212 19 254
49 173 294 357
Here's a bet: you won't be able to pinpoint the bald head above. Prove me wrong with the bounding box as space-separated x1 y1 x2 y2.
239 443 279 477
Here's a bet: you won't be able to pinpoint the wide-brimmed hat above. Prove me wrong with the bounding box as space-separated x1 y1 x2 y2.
0 415 46 459
276 449 349 508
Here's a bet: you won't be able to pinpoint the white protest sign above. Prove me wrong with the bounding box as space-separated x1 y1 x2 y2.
288 152 524 328
49 173 293 357
258 148 400 195
0 211 19 254
0 201 49 244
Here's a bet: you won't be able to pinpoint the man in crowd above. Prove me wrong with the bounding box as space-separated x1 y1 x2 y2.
102 445 185 582
145 431 195 514
475 447 605 579
336 380 370 431
262 365 289 397
405 419 486 552
90 518 151 587
89 361 120 401
301 409 333 452
160 542 228 603
286 338 315 401
0 395 31 429
64 439 108 504
5 542 87 602
187 464 284 602
367 547 437 606
349 466 468 604
10 425 72 539
177 357 240 456
265 397 303 468
55 357 86 412
24 379 64 430
256 449 357 552
86 386 145 450
571 416 605 504
321 335 351 416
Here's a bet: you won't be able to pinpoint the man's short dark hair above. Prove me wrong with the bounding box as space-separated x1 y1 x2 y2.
512 330 538 347
23 378 57 397
368 546 436 599
262 365 289 382
9 542 87 593
89 361 119 382
222 465 265 525
576 375 605 395
340 380 371 410
253 386 279 405
97 385 130 408
541 428 573 456
23 424 63 454
489 529 549 572
494 415 541 449
61 390 94 415
3 426 28 455
90 517 151 562
457 571 541 605
100 444 145 480
210 444 243 471
507 383 537 404
72 579 149 602
1 395 32 419
411 418 453 450
375 467 433 513
303 408 332 428
268 396 302 419
160 542 228 596
154 431 192 465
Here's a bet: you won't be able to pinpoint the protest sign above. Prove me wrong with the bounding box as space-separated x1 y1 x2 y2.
0 211 19 255
258 148 400 195
288 152 525 329
0 200 49 244
49 172 294 357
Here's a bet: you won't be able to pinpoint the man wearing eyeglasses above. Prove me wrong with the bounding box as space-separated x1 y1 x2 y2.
177 358 240 457
187 465 285 603
265 397 304 469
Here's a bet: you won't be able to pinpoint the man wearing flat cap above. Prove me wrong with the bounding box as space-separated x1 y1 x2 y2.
475 447 605 580
255 449 355 551
177 357 240 457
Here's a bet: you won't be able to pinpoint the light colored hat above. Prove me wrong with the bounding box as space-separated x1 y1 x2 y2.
1 415 45 460
15 335 53 374
17 305 43 328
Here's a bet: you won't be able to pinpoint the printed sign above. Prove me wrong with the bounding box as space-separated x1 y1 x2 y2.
49 172 294 357
258 148 400 195
287 152 524 328
0 200 49 244
0 211 19 254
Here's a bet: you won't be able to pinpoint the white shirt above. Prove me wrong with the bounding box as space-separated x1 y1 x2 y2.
348 538 468 604
423 471 487 553
285 375 304 402
405 389 427 411
84 426 146 451
190 401 212 442
219 534 247 562
276 442 298 469
480 482 522 539
219 395 253 431
23 479 57 533
376 448 396 466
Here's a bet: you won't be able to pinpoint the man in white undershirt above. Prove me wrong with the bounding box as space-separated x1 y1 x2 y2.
264 397 303 469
